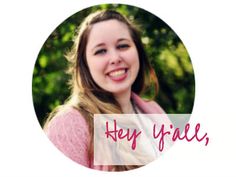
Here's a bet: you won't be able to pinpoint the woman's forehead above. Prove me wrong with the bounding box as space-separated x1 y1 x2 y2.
87 20 132 47
90 20 130 37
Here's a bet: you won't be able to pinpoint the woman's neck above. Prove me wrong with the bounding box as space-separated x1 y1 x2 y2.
114 90 133 114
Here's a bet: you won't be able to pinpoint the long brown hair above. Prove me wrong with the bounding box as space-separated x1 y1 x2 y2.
44 10 158 171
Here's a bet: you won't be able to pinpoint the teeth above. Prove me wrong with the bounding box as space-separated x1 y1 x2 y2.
109 69 126 77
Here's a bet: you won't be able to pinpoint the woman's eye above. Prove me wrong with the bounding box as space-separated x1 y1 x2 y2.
94 49 106 55
117 44 130 50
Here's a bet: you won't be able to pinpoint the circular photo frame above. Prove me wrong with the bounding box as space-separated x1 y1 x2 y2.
32 4 195 171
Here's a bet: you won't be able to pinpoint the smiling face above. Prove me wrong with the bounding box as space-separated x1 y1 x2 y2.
85 19 140 96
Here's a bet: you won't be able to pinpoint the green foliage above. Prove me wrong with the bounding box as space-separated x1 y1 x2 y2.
32 4 195 126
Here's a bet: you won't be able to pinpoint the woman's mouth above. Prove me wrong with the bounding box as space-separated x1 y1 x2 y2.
107 68 128 81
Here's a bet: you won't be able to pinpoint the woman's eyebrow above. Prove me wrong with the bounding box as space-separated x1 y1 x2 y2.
92 43 106 51
117 38 130 42
91 38 131 51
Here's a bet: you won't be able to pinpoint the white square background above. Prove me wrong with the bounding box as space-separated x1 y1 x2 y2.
0 0 235 176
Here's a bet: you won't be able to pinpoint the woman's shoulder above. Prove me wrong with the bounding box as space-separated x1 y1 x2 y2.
45 106 88 133
44 106 90 166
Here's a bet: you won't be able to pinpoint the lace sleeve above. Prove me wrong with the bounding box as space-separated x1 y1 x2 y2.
45 108 91 167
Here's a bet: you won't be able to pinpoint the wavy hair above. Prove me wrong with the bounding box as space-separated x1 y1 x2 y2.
44 9 158 171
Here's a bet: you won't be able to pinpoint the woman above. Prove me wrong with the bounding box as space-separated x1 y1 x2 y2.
44 9 171 171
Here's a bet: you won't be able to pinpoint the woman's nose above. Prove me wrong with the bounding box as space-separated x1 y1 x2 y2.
109 49 122 65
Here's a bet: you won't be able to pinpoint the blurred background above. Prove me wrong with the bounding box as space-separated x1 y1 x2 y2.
32 4 195 127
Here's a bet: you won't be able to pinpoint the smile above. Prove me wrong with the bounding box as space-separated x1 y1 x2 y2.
109 69 126 77
107 68 128 81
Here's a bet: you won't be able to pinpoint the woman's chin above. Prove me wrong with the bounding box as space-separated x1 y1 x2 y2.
109 86 131 96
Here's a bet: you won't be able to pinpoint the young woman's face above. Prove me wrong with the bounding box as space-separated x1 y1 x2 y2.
86 19 140 96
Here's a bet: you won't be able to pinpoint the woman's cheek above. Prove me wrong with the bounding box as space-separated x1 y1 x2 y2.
92 57 108 74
